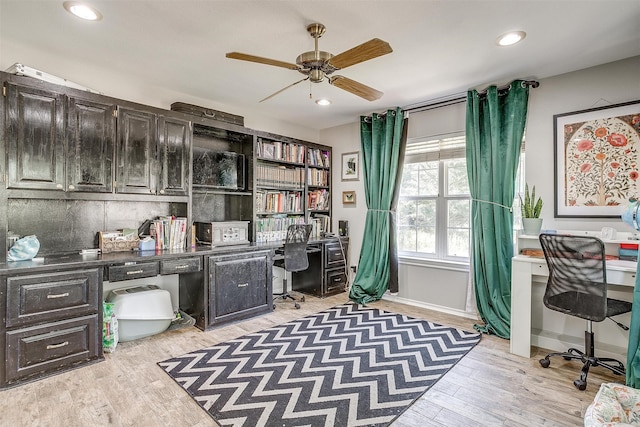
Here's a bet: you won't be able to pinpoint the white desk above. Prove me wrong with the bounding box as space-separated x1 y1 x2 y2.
510 255 637 358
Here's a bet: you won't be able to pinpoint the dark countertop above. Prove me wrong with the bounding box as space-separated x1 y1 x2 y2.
0 236 346 274
0 243 281 274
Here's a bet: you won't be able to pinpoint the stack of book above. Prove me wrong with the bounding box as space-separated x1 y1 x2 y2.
618 242 639 261
151 216 188 250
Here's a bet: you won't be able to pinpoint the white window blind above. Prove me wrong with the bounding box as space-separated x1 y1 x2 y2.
404 133 466 163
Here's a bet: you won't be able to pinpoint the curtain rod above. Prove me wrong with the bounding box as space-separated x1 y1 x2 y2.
403 80 540 114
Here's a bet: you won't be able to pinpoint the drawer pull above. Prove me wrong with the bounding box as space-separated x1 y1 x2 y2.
47 292 70 299
238 283 249 288
174 265 190 270
332 277 342 282
126 270 145 275
46 341 69 350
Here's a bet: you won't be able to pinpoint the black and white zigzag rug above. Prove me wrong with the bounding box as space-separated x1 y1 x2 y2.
158 303 481 427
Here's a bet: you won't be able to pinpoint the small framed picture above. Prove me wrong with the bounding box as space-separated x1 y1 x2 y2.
341 151 360 181
342 191 356 205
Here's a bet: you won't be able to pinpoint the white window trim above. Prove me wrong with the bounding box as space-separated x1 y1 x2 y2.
398 133 471 264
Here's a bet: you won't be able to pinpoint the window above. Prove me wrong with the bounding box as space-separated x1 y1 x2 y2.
398 134 470 262
397 130 526 262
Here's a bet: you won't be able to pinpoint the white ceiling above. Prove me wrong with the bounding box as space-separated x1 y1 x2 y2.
1 1 639 131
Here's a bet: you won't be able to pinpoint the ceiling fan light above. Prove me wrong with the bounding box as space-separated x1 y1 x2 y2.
63 1 102 21
497 31 526 46
315 99 331 106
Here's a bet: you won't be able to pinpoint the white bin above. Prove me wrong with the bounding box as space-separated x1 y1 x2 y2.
107 285 174 342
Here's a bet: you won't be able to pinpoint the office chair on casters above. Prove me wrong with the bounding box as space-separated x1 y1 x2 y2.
538 233 633 391
273 224 313 309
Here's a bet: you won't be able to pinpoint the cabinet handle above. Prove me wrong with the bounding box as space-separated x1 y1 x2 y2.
174 265 190 270
332 277 342 282
46 341 69 350
238 283 249 288
47 292 70 299
126 270 144 275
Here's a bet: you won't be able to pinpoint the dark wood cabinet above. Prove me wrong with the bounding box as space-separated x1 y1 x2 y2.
5 82 66 191
67 96 116 192
292 238 349 298
207 250 272 327
158 115 191 196
1 268 102 386
116 107 157 194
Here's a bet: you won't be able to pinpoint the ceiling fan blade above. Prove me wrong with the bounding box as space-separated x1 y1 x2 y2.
226 52 300 70
328 38 392 70
329 76 383 101
260 77 309 103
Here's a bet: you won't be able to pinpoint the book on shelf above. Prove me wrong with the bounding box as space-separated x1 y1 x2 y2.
256 190 302 214
152 216 187 250
256 164 304 188
255 215 306 243
307 147 330 168
257 138 306 164
307 189 330 210
310 214 330 240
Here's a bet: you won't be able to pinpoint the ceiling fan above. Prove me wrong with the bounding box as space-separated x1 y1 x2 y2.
226 23 392 102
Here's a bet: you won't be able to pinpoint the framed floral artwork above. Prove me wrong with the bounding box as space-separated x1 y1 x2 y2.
554 100 640 217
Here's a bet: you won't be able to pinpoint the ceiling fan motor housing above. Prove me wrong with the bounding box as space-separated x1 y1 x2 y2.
296 51 335 82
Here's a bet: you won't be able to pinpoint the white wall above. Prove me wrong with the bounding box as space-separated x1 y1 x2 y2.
526 56 640 233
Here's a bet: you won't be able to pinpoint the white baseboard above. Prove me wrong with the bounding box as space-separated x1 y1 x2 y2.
532 328 627 361
381 293 478 320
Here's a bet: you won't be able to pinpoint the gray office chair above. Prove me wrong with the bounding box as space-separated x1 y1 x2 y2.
273 224 313 309
538 233 632 390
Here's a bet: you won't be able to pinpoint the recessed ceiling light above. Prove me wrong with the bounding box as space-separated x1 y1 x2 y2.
497 31 526 46
63 1 102 21
315 99 331 106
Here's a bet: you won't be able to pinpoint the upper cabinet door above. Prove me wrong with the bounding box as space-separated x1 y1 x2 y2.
158 116 191 196
67 96 116 193
5 83 65 190
116 107 157 194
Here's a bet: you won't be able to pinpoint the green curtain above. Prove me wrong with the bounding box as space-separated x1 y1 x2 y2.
349 107 407 304
465 81 530 338
627 261 640 387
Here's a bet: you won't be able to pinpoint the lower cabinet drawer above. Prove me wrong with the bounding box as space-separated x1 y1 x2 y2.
325 242 347 268
325 268 348 295
6 315 101 383
106 262 159 282
160 257 202 275
6 269 100 328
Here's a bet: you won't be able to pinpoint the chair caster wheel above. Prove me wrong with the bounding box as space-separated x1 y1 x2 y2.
301 296 305 302
563 356 572 361
273 304 276 309
294 302 300 309
574 379 587 391
539 358 550 368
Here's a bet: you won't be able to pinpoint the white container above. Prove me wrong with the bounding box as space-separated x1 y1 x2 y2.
107 285 174 342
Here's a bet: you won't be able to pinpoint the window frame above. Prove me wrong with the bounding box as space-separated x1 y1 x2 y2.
397 133 471 264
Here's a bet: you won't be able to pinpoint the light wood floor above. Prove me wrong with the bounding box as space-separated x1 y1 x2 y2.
0 293 625 426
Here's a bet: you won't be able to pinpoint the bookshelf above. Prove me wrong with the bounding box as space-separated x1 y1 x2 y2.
306 146 331 240
254 135 332 242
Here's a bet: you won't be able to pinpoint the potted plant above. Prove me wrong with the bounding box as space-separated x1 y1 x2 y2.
520 183 543 235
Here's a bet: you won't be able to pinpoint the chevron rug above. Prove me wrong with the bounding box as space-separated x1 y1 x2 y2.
158 303 481 427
